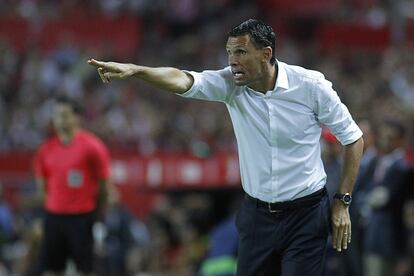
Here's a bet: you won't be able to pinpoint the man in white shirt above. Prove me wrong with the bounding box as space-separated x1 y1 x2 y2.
88 19 364 276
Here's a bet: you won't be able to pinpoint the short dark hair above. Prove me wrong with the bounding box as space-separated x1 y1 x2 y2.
55 95 83 115
228 19 276 65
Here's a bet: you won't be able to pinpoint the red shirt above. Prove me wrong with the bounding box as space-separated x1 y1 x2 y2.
34 129 110 214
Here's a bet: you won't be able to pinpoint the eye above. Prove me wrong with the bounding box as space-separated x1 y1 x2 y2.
236 49 247 55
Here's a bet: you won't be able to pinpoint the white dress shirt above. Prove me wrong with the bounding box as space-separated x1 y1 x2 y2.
179 61 363 202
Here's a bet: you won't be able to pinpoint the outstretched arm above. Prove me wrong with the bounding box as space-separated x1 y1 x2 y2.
87 59 194 94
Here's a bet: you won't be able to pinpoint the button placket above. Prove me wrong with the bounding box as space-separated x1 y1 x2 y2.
268 98 279 200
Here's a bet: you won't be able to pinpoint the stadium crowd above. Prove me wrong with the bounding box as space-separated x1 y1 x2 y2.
0 0 413 275
1 0 412 155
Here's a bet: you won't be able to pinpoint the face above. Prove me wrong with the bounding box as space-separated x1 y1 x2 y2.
52 103 78 134
226 34 270 89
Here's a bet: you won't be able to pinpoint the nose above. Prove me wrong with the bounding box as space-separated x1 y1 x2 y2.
228 54 238 66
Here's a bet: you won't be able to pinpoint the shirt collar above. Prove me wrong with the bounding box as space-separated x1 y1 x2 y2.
275 60 289 91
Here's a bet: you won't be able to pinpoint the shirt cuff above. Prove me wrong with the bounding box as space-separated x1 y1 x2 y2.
177 71 200 98
339 127 363 146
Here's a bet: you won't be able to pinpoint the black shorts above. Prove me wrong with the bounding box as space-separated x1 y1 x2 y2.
39 211 96 273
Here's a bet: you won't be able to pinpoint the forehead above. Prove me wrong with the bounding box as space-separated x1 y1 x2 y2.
226 34 253 49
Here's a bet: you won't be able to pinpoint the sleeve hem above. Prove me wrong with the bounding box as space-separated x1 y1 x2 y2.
177 71 199 98
340 130 363 146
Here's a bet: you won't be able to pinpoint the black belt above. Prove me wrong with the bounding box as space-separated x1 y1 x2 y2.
244 187 327 213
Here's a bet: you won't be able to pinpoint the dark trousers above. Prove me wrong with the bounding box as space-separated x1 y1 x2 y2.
236 191 330 276
39 211 95 273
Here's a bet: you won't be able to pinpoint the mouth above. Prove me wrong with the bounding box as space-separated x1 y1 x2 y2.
231 69 245 80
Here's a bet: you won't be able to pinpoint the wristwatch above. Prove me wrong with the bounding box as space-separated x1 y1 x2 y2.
334 193 352 206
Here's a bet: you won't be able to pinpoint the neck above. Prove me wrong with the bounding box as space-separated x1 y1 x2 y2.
249 64 277 93
57 128 76 145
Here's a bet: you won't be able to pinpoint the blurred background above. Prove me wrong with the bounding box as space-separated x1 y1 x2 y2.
0 0 413 275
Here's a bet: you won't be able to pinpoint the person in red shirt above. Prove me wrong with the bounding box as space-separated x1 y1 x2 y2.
34 96 111 276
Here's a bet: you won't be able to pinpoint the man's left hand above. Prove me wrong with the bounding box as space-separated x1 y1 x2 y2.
331 200 351 252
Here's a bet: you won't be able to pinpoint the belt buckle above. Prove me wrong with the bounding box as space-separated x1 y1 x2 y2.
268 203 282 213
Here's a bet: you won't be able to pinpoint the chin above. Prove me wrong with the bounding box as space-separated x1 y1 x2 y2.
234 79 247 86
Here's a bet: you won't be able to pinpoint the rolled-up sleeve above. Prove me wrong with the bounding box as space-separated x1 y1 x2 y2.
314 77 363 145
178 67 234 103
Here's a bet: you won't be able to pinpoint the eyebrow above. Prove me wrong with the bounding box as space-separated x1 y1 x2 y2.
226 45 247 51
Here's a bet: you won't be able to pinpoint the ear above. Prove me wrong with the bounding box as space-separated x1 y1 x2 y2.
263 46 273 63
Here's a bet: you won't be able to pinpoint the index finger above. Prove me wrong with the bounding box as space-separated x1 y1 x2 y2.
87 59 105 67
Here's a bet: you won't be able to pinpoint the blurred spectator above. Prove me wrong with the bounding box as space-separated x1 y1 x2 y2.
125 217 151 275
94 185 139 276
395 166 414 276
199 215 238 276
0 184 15 274
18 218 43 276
363 120 412 276
395 199 414 276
